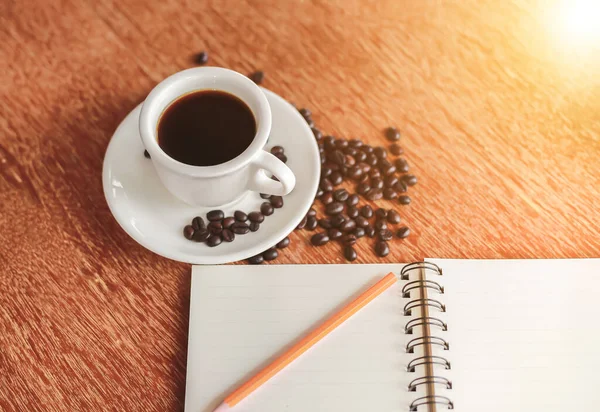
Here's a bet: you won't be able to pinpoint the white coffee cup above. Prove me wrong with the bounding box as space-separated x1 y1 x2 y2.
139 67 296 207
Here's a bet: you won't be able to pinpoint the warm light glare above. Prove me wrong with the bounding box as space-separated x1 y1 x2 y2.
557 0 600 43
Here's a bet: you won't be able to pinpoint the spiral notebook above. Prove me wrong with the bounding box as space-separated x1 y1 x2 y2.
185 259 600 412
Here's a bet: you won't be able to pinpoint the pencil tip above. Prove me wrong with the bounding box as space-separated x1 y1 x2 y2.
212 402 230 412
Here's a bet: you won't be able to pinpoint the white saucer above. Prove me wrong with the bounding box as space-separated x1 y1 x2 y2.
102 88 320 264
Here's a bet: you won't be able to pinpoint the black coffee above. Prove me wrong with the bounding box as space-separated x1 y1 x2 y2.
158 90 256 166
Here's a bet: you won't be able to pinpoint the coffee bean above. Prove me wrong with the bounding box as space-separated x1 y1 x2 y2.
321 167 332 178
358 162 371 174
311 233 330 246
385 127 400 141
347 166 363 180
384 175 399 188
270 146 284 155
339 219 356 233
366 226 376 238
375 208 388 219
318 218 333 229
234 211 248 222
367 153 378 166
320 155 326 165
380 162 396 176
306 216 318 230
383 188 398 200
346 194 359 206
248 254 264 264
324 135 336 151
307 208 317 217
270 195 284 208
263 247 279 261
207 210 224 221
195 51 209 65
274 152 288 163
347 206 359 219
360 205 373 218
325 202 344 215
207 234 223 247
390 144 403 156
361 145 374 154
369 168 381 179
345 155 356 167
335 138 349 149
375 220 388 231
330 171 343 186
144 149 151 159
333 189 349 202
344 245 357 262
328 228 343 240
222 229 235 242
192 216 206 231
249 70 264 84
355 216 369 228
315 188 324 198
374 147 387 159
354 227 366 238
371 178 384 189
296 215 307 230
299 108 311 118
183 225 195 240
208 221 223 234
276 237 290 249
397 226 411 238
357 182 371 195
394 158 409 173
366 188 383 200
259 202 273 216
312 127 323 140
249 222 260 232
342 234 357 245
332 150 346 166
387 210 401 224
349 138 363 148
379 229 393 241
375 241 390 257
248 212 265 223
232 222 250 234
320 178 333 192
355 151 367 162
345 148 358 159
398 195 411 205
331 215 346 227
260 193 272 200
321 191 334 205
402 174 418 186
222 217 236 228
394 180 408 193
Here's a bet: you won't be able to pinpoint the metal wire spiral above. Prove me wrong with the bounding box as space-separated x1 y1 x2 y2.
403 262 452 411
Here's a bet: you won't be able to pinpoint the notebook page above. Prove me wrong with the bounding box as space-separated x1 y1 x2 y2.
185 264 426 412
426 259 600 412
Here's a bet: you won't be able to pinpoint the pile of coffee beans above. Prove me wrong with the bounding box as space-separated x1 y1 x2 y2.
247 109 417 264
286 107 417 262
317 131 417 205
179 146 287 248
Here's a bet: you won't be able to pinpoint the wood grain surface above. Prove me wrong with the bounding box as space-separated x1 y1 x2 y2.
1 0 599 410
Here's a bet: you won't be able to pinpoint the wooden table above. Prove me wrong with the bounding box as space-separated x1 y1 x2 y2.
2 0 599 410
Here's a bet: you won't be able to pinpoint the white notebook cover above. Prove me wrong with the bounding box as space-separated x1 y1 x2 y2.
184 264 420 412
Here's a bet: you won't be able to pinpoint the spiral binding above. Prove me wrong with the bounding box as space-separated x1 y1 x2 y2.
403 262 454 411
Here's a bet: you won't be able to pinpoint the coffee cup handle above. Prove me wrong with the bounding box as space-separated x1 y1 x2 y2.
247 151 296 196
